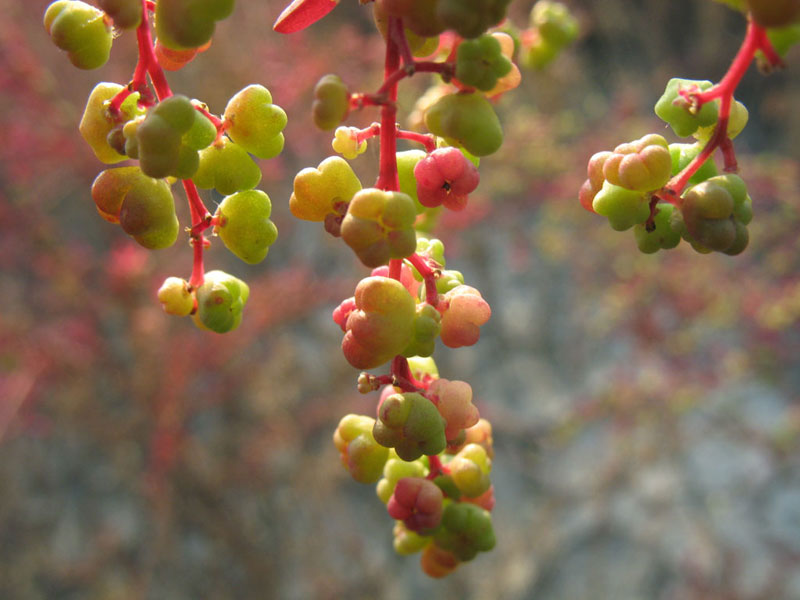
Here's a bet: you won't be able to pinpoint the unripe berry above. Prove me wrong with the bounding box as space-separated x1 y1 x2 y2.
80 83 144 164
437 0 512 39
224 85 287 159
193 136 262 195
333 414 390 484
376 0 446 37
414 147 480 211
602 134 672 193
157 277 194 316
290 156 362 222
192 270 249 334
746 0 800 27
46 0 113 70
373 392 447 461
633 204 681 254
592 181 650 231
454 35 513 92
312 74 350 131
155 0 235 50
425 92 503 157
340 188 418 268
214 190 278 264
433 502 495 561
387 477 444 533
655 79 719 138
97 0 142 29
437 285 491 348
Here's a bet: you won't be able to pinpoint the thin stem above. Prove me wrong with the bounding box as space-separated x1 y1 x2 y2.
376 17 401 192
406 252 439 307
397 129 437 152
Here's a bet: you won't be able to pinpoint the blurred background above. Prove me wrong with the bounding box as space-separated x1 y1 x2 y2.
2 1 800 598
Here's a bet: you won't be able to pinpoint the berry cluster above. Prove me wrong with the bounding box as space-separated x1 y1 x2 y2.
45 0 287 333
45 0 579 578
275 0 575 577
580 3 799 256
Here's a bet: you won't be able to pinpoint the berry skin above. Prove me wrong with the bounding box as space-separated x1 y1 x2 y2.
602 134 672 193
437 285 491 348
427 379 480 444
425 92 503 157
193 137 262 195
655 79 720 138
157 277 194 316
97 0 142 29
376 0 446 37
633 204 681 254
214 190 278 264
155 0 235 50
530 1 579 47
223 85 287 159
333 414 390 484
675 174 752 255
397 150 428 208
192 270 249 334
342 276 417 369
373 391 447 461
290 156 362 222
420 542 460 578
592 181 650 231
746 0 800 27
393 521 429 555
332 127 368 160
45 0 113 70
312 74 350 131
449 443 492 498
437 0 512 39
414 147 480 211
340 188 418 268
401 303 442 358
433 502 496 561
387 477 444 533
376 455 428 503
454 35 513 92
80 83 144 164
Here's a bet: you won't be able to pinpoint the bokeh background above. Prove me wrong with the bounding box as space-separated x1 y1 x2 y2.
2 1 800 598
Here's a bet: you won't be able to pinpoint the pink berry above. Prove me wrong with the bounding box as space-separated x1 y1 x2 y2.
414 147 480 211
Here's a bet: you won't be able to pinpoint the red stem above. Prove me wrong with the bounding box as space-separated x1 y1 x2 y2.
406 252 439 307
666 20 774 199
398 129 437 152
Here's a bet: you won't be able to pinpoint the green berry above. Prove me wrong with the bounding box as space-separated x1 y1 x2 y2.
46 0 113 70
224 85 287 159
655 78 719 137
633 203 681 254
455 35 513 92
155 0 235 49
592 181 650 231
193 270 249 334
312 74 350 131
214 190 278 264
157 277 194 316
193 137 262 195
425 92 503 157
80 83 144 164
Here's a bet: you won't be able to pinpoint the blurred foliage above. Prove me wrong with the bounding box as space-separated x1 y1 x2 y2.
2 0 800 598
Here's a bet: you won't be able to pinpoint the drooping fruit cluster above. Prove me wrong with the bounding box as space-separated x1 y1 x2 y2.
45 0 288 333
579 8 798 257
274 0 576 578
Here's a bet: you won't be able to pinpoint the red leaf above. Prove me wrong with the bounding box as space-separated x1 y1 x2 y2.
273 0 340 34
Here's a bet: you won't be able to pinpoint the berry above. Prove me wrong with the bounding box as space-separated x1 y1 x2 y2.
746 0 800 27
676 174 752 255
223 85 287 159
342 276 417 369
376 455 428 503
387 477 444 533
393 521 430 555
427 379 480 443
376 0 446 37
396 150 428 209
193 136 262 195
437 0 512 39
45 0 113 70
332 127 368 160
155 0 235 50
433 502 495 561
414 147 480 211
214 190 278 264
290 156 362 222
425 92 503 157
80 82 144 164
437 285 491 348
333 414 390 484
340 188 418 268
448 443 492 498
312 74 350 131
633 204 681 254
530 1 579 47
402 304 442 358
655 78 719 137
373 391 447 461
97 0 142 29
592 181 650 231
602 134 672 193
157 277 194 316
192 270 249 333
454 35 513 92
